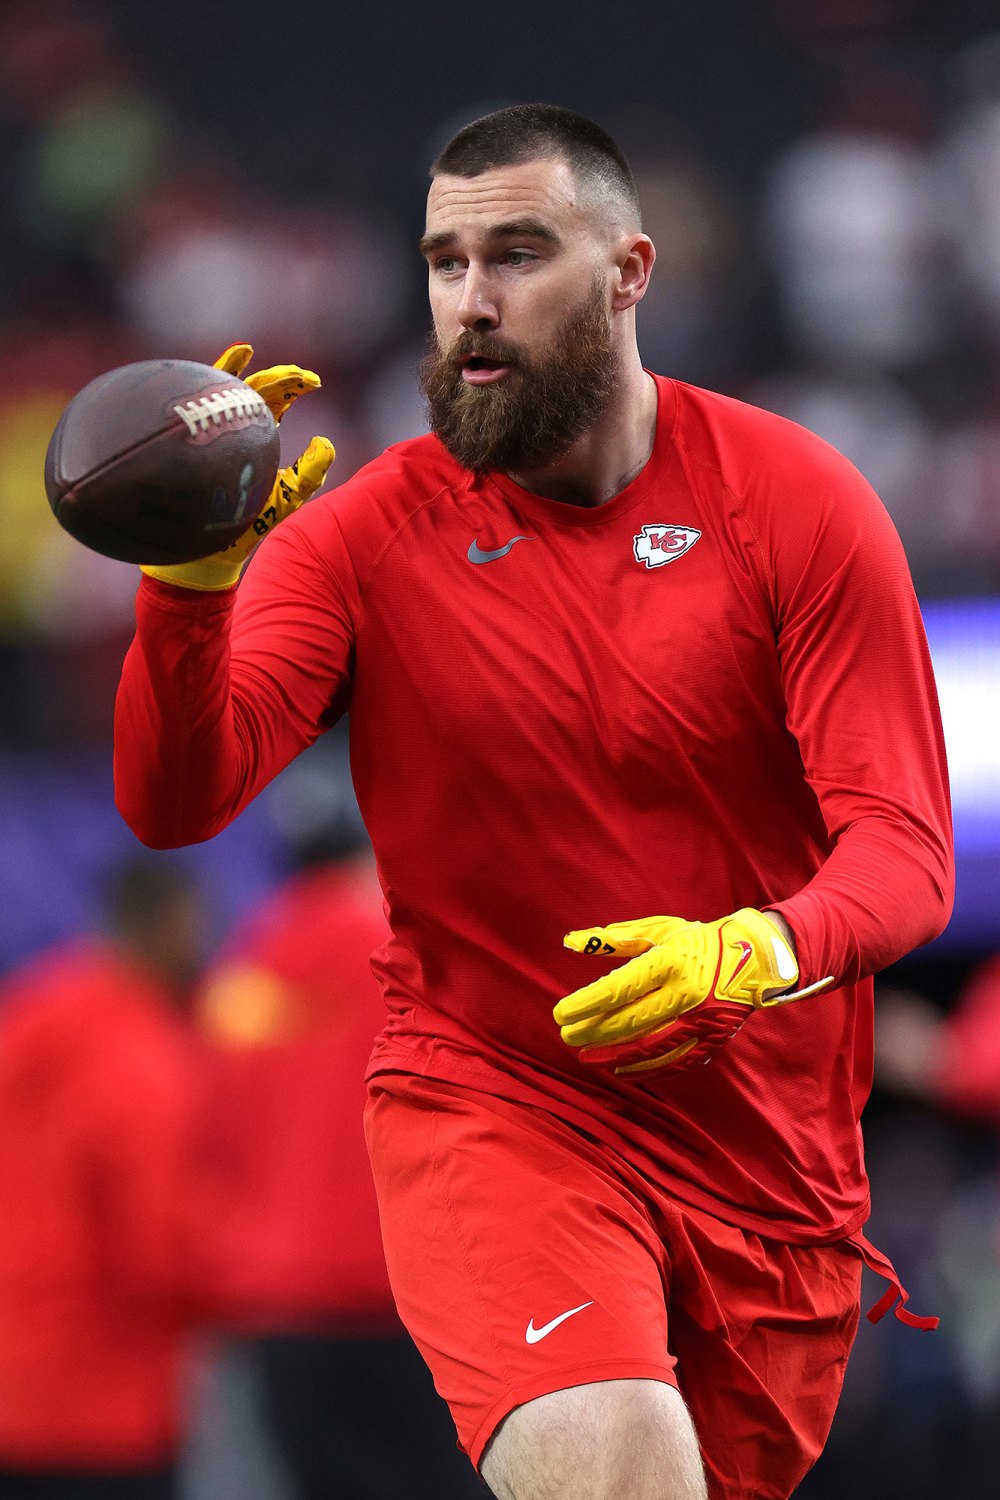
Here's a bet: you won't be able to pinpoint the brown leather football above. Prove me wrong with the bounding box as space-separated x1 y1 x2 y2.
44 360 281 564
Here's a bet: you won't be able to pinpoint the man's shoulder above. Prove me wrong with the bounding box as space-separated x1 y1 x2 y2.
668 377 867 499
663 377 902 570
249 433 472 598
349 431 461 490
308 433 466 536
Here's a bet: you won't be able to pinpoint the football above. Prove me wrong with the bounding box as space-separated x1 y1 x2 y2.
44 359 282 565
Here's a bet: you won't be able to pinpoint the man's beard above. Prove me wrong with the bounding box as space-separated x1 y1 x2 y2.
420 278 616 475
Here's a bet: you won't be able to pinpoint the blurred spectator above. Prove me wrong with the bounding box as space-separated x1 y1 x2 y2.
116 175 408 373
752 59 1000 595
761 68 952 371
194 804 483 1500
0 4 169 260
876 954 1000 1126
0 857 213 1500
868 963 1000 1490
945 31 1000 344
748 363 1000 595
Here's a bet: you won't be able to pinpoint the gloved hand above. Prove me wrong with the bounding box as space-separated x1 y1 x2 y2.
141 343 335 591
554 908 833 1075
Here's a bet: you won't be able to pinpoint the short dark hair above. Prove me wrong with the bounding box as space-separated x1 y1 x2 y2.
431 104 641 227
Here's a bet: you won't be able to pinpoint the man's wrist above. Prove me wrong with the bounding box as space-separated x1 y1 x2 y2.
761 909 798 995
763 909 797 959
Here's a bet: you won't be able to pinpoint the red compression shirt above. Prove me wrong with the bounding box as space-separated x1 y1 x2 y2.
115 375 954 1242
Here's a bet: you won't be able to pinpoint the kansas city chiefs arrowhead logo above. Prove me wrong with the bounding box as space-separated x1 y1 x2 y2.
633 524 701 569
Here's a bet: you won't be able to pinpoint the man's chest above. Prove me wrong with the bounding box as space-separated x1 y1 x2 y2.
350 497 785 784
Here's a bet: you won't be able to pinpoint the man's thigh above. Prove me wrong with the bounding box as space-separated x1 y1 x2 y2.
481 1379 707 1500
365 1075 678 1470
658 1201 862 1499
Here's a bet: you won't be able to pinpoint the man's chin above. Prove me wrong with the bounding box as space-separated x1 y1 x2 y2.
434 436 507 474
434 429 563 476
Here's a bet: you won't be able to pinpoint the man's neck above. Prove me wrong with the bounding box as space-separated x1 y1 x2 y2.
505 356 658 508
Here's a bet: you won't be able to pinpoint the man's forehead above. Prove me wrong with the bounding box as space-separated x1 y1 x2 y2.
425 158 585 235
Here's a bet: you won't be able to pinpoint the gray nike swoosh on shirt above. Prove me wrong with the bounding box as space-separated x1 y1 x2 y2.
467 536 534 564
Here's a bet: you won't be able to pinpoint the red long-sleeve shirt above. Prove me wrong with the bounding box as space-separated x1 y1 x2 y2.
115 375 954 1242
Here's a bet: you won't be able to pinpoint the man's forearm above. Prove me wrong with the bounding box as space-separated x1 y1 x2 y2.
769 812 954 993
114 578 245 849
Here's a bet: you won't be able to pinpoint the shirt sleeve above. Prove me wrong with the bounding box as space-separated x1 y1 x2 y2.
114 508 357 849
763 449 954 985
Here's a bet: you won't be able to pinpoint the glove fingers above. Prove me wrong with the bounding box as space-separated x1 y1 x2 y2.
236 437 337 551
559 988 682 1048
251 440 330 535
245 364 322 422
284 435 336 502
553 947 677 1029
615 1037 704 1074
580 1027 702 1073
563 916 678 958
580 999 752 1074
213 343 254 376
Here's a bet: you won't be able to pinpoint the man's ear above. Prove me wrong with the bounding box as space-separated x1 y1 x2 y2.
612 234 655 312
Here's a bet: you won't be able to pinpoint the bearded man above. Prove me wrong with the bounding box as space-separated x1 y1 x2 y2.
114 105 953 1500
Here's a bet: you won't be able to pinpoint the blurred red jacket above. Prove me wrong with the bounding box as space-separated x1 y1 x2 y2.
936 954 1000 1123
196 854 398 1331
0 941 206 1470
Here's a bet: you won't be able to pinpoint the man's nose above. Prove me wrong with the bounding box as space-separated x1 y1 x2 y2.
456 266 500 331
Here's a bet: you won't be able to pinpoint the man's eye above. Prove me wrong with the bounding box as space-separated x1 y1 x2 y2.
506 250 533 267
434 257 459 274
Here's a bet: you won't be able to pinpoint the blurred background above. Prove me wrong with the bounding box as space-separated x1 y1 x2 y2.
0 0 998 1496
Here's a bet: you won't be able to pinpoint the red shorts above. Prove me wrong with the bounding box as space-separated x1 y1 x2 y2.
365 1073 863 1499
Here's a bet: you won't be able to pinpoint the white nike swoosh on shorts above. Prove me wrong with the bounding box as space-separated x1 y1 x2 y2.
525 1301 594 1344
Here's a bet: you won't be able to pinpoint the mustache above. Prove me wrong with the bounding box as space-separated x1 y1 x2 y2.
440 330 524 370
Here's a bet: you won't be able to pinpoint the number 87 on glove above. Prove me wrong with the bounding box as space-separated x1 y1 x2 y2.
553 907 834 1075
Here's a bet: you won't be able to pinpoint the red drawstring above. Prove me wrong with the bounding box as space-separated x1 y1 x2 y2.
848 1230 939 1331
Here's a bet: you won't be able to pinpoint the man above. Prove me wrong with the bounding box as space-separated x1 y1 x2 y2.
0 859 210 1500
114 105 954 1499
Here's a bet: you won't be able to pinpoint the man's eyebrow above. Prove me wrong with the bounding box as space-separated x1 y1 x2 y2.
488 217 562 244
418 217 562 258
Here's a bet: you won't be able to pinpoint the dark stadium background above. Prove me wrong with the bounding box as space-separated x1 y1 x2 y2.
1 2 998 1495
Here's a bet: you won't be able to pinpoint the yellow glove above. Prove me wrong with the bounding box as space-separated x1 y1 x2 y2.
555 908 834 1075
141 343 335 591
